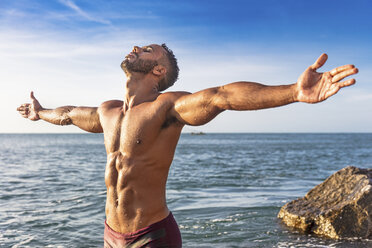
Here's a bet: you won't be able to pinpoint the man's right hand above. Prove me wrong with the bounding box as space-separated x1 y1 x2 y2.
17 91 43 121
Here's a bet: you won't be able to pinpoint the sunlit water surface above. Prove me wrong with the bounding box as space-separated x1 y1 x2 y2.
0 133 371 247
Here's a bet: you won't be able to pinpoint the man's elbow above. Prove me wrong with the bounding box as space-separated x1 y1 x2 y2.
55 106 74 125
60 115 73 125
214 86 232 110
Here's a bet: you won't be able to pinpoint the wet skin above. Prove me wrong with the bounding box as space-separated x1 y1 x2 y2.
99 95 184 233
17 44 358 234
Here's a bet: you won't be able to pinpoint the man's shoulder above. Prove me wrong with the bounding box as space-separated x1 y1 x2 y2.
157 91 191 102
98 100 123 112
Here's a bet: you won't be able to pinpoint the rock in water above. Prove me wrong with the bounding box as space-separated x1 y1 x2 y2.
278 166 372 239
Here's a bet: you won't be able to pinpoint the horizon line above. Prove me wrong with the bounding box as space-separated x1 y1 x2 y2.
1 132 372 134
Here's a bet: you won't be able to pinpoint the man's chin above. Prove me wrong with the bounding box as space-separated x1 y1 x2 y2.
121 58 157 74
121 60 129 74
121 59 128 67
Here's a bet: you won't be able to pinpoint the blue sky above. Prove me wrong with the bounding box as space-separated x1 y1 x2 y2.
1 0 372 133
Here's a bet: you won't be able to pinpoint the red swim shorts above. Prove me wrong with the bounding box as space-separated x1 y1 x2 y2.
104 212 182 248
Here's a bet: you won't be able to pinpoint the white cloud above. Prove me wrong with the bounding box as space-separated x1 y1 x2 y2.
58 0 111 25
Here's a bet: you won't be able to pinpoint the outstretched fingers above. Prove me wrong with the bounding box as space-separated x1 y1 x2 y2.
338 78 356 88
332 67 358 83
17 104 30 118
324 78 356 99
17 103 30 111
330 64 355 76
310 53 328 70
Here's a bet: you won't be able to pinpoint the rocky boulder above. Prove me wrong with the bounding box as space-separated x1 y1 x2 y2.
278 166 372 239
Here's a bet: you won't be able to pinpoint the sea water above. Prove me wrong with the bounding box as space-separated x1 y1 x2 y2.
0 133 371 247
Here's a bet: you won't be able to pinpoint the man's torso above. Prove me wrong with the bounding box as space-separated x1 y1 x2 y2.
98 93 185 233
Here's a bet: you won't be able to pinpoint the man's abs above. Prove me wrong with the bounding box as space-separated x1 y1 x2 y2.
104 151 169 234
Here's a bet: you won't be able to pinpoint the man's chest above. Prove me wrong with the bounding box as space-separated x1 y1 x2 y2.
102 104 170 153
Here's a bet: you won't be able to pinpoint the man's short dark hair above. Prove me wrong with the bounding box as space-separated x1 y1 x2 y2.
159 43 179 91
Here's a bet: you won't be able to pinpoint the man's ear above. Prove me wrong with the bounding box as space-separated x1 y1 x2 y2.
152 65 166 76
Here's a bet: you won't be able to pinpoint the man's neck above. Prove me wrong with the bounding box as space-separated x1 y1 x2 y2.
123 74 160 111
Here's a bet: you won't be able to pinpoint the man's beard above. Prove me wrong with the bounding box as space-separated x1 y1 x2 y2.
121 57 158 75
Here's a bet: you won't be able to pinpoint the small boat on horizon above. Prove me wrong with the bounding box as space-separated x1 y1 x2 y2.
190 132 206 135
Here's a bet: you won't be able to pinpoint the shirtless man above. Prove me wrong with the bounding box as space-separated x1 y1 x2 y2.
17 44 358 247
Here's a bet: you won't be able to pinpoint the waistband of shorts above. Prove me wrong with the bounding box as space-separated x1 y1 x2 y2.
105 211 174 238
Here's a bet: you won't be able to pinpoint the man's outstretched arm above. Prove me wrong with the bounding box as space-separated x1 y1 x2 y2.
17 92 103 133
171 54 358 126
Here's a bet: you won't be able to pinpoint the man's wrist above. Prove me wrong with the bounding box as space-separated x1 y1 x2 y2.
291 83 299 102
35 107 47 120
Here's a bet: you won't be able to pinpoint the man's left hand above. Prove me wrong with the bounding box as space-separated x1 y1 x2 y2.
295 53 358 103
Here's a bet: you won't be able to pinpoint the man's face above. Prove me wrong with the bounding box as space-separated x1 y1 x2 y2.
121 44 164 75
